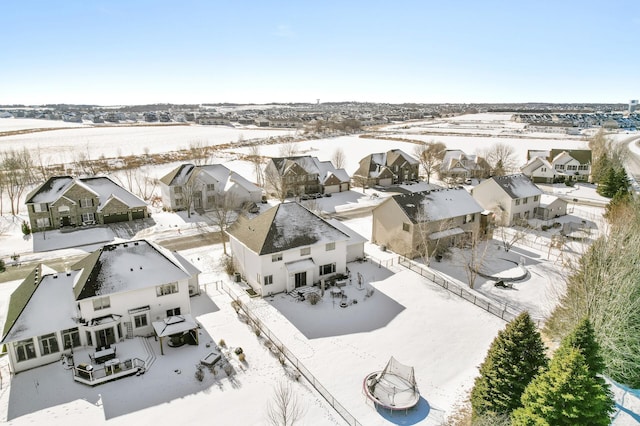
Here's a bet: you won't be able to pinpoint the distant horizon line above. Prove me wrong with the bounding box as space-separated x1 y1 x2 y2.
1 100 635 108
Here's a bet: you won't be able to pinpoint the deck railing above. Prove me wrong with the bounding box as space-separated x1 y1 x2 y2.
73 358 146 386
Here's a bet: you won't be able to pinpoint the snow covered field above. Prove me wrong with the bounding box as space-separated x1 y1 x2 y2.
0 113 638 425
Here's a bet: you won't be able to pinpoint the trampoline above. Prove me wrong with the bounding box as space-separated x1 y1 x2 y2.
363 356 420 413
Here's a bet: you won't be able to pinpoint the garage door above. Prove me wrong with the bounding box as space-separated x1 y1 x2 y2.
131 210 145 220
103 212 129 223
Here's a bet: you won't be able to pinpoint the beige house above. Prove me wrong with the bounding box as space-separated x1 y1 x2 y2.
439 149 491 182
264 156 350 198
471 174 543 226
25 176 148 231
372 188 483 259
353 149 419 187
535 194 568 220
521 149 592 183
159 163 262 212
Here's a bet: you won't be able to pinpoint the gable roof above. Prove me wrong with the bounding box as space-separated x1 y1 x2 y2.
489 174 542 199
159 164 197 186
355 149 418 178
388 188 483 223
72 240 194 300
1 265 80 344
549 149 591 165
228 202 349 255
199 164 261 193
25 175 146 208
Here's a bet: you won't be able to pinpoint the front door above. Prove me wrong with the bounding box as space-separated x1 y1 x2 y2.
61 215 71 227
96 327 116 348
294 271 307 288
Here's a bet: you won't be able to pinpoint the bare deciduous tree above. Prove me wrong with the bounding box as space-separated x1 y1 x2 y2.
266 381 305 426
264 166 289 201
279 141 299 158
413 141 446 183
189 140 211 166
72 143 100 176
482 143 518 176
331 147 346 169
1 148 34 215
247 144 264 187
209 192 238 255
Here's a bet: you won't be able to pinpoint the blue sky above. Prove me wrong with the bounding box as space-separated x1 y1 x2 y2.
1 1 638 105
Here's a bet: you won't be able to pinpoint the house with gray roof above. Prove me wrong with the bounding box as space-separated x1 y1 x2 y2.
372 188 483 258
353 149 419 187
25 176 148 231
0 240 199 375
227 202 357 296
264 156 350 198
521 149 592 183
159 163 262 212
471 174 543 226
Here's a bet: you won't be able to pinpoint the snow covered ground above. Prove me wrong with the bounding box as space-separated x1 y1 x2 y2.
0 114 638 425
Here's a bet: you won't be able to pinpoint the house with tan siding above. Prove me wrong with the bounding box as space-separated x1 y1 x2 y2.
471 174 543 226
372 188 483 259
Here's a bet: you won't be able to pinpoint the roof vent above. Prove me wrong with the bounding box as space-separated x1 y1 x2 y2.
53 275 58 279
139 266 143 270
66 272 71 276
123 243 128 248
130 268 134 272
134 242 139 246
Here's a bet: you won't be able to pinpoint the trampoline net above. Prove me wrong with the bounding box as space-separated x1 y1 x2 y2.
380 356 416 388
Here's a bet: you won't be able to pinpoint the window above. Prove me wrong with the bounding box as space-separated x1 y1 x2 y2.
402 222 411 232
463 214 475 224
166 307 181 317
174 186 183 194
272 253 283 262
325 242 335 251
79 198 93 208
264 275 273 285
300 247 310 256
92 296 111 310
36 217 51 228
207 195 215 205
86 331 93 346
319 263 336 276
567 165 577 171
134 313 148 328
15 339 37 362
62 328 81 350
534 195 539 202
540 167 546 172
206 184 215 191
81 212 95 223
156 283 179 296
38 333 59 355
523 197 528 204
515 199 521 206
33 203 48 213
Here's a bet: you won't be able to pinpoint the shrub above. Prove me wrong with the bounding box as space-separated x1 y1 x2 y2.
21 221 31 235
238 353 246 362
307 292 321 305
218 338 226 347
195 365 205 382
220 255 235 276
0 259 5 273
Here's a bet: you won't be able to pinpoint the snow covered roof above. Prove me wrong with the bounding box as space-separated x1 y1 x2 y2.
389 188 484 223
2 267 80 344
152 314 198 338
327 219 368 245
489 174 542 199
549 149 591 165
159 164 196 186
25 176 146 208
72 240 195 300
538 194 566 208
199 164 261 193
25 176 74 204
228 202 350 255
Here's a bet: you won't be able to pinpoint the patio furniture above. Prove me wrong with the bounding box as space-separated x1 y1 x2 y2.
94 346 116 364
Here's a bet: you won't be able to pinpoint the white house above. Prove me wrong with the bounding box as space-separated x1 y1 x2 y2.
535 194 568 220
228 202 352 296
471 174 543 226
1 240 200 374
521 149 592 183
160 163 262 212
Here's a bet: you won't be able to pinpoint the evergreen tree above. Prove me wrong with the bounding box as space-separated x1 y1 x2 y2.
471 312 548 418
596 166 617 197
558 318 605 377
511 347 615 426
613 167 630 196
